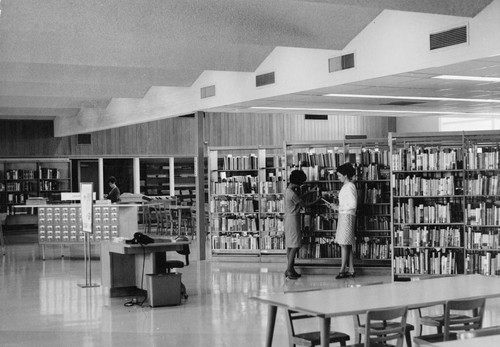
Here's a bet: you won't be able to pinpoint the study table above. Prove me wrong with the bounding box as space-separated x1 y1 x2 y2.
427 334 500 347
251 275 500 347
101 239 190 297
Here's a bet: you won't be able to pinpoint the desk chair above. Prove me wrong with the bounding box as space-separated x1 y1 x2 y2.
457 325 500 339
285 309 350 347
346 306 408 347
413 297 486 346
351 282 415 347
164 236 190 300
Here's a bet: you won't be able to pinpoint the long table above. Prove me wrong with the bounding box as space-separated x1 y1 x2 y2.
426 334 500 347
101 240 189 297
251 275 500 347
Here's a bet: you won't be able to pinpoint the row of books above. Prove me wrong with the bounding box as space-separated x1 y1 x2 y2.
301 214 338 231
393 200 459 224
361 216 390 231
465 174 500 196
222 154 258 171
465 228 500 249
466 146 500 170
260 216 284 232
212 235 259 250
362 187 389 204
5 169 36 180
211 176 258 195
392 146 462 171
261 234 285 250
393 249 458 275
298 238 390 259
353 149 391 167
466 203 500 226
259 180 285 194
39 168 61 179
356 164 389 180
260 197 284 213
6 193 30 204
394 226 461 247
40 180 62 191
393 175 456 196
5 181 36 191
291 151 346 169
466 251 500 275
210 197 257 213
211 216 259 232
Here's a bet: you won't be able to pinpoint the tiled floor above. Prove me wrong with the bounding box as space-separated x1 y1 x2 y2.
1 241 500 346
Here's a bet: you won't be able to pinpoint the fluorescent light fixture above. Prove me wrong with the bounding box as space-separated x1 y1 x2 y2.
323 93 500 103
250 106 500 117
433 75 500 83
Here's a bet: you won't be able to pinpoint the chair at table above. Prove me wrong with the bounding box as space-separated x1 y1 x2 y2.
346 306 408 347
413 297 486 346
350 282 414 347
457 325 500 339
285 309 350 347
163 236 190 300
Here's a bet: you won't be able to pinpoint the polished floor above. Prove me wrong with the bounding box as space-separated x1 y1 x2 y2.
1 239 500 347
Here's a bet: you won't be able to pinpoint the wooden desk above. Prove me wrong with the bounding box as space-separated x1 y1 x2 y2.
426 335 500 347
251 275 500 347
100 240 189 297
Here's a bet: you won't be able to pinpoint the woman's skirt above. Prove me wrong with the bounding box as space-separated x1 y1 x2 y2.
335 213 356 245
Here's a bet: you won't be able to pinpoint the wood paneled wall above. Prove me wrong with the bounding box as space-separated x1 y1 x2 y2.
0 114 391 158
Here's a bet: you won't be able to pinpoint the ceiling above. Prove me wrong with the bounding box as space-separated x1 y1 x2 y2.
0 0 499 135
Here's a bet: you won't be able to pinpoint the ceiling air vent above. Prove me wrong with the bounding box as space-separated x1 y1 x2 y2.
305 114 328 120
200 85 216 99
329 53 355 73
256 72 275 87
430 25 467 50
77 133 91 145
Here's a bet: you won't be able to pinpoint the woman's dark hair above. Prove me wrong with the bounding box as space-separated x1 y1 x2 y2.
289 170 307 185
108 176 117 184
336 163 356 179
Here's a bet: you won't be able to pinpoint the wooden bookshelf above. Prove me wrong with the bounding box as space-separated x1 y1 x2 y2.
208 146 285 258
285 139 392 268
0 159 71 215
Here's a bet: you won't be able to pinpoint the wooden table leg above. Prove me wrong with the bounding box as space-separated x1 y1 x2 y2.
265 305 278 347
320 317 331 347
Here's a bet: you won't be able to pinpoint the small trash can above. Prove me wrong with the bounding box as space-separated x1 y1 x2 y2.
147 273 182 307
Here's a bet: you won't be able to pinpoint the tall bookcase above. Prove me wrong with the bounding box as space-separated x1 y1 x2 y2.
390 132 466 280
0 159 71 215
284 139 391 268
463 131 500 276
208 146 285 259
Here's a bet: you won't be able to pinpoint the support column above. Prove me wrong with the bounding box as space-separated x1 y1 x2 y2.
133 157 140 194
195 111 206 260
98 158 104 200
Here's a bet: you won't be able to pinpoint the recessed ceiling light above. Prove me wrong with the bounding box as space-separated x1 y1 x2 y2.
433 75 500 83
323 93 500 103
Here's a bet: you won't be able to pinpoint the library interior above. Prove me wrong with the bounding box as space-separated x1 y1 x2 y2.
2 1 500 346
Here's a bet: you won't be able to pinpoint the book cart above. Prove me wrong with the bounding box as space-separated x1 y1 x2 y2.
208 146 286 260
284 139 392 269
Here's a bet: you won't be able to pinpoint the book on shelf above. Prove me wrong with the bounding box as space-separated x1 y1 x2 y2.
466 251 500 275
465 227 500 249
394 248 458 275
394 174 455 196
394 226 461 247
211 215 258 232
222 154 258 171
466 202 500 226
392 146 462 171
466 145 500 170
212 234 259 250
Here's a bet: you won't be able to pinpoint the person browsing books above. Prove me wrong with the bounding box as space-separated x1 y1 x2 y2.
284 170 321 280
105 176 121 203
327 163 357 279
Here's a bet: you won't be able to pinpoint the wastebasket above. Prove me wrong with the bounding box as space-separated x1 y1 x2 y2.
146 273 182 307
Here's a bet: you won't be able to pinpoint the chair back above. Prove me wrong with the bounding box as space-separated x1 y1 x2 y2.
364 306 408 347
444 297 486 340
457 325 500 339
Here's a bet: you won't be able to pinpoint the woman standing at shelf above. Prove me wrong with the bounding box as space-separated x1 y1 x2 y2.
284 170 320 280
330 163 357 279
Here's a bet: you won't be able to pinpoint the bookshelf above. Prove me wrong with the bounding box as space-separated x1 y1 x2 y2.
463 131 500 276
284 139 392 267
0 159 71 215
389 132 466 280
208 146 285 258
